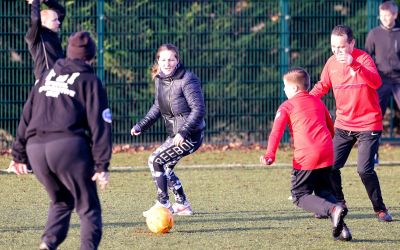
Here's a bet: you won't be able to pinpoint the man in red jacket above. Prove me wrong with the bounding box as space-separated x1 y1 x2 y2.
310 25 392 222
261 67 351 241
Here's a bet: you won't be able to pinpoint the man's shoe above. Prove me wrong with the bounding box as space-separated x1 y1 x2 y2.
331 205 348 238
143 200 173 217
172 201 193 216
337 223 352 241
376 210 392 222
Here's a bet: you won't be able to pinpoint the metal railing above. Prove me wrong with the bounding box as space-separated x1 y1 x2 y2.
1 0 398 147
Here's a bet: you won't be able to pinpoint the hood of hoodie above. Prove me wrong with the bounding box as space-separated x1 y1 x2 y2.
53 58 95 75
380 21 400 32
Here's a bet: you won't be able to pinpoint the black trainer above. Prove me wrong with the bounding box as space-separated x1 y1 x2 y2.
337 223 352 241
331 205 348 239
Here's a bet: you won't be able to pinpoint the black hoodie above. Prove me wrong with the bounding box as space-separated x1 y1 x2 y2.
25 0 65 80
12 58 112 172
365 22 400 83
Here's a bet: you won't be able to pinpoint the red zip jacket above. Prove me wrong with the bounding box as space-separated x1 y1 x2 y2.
265 91 334 170
310 48 383 131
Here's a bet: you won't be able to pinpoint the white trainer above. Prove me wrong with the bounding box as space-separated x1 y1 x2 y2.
39 242 50 250
172 201 193 216
142 200 173 217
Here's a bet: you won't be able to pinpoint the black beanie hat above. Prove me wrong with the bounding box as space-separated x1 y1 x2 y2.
66 31 96 61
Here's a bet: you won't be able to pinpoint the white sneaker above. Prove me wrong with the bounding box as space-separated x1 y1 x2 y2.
172 201 193 215
3 162 33 174
143 200 173 217
39 242 50 250
4 161 16 173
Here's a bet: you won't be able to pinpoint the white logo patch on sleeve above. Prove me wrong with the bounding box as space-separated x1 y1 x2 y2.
275 111 281 120
102 108 112 123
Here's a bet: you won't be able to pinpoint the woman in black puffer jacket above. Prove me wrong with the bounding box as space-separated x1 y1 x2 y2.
131 44 205 216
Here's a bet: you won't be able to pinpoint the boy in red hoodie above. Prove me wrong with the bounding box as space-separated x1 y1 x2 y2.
260 67 351 241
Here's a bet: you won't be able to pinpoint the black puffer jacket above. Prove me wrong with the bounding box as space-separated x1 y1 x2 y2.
136 65 205 138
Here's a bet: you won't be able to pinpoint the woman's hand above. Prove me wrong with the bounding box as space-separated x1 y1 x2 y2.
173 133 184 146
130 125 141 136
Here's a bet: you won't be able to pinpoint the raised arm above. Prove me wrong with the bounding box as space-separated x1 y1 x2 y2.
25 0 42 45
349 53 382 90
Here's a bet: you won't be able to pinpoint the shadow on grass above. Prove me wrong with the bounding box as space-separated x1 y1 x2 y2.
176 226 275 233
0 223 89 233
103 221 143 228
344 206 400 221
172 209 314 225
0 227 43 233
0 221 145 233
350 239 400 244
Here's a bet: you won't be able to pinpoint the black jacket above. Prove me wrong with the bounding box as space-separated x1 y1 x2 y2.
136 65 205 138
12 58 112 172
25 0 65 80
365 22 400 83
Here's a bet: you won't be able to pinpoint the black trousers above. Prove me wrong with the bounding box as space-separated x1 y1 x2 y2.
27 136 102 250
148 131 203 205
331 128 387 212
377 82 400 117
291 167 337 217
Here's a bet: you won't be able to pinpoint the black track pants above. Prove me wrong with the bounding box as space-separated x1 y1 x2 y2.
291 167 337 217
27 136 102 250
331 128 386 212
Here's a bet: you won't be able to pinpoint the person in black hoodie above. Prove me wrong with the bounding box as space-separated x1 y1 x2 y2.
26 0 65 81
11 31 112 250
365 1 400 176
131 44 205 217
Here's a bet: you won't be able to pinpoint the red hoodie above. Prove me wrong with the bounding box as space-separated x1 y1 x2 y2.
265 91 334 170
310 48 383 131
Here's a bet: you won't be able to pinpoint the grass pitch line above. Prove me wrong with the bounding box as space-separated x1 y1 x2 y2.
110 163 290 171
109 161 400 171
2 162 398 173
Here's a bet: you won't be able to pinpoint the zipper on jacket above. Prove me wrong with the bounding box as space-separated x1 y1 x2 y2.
168 79 177 134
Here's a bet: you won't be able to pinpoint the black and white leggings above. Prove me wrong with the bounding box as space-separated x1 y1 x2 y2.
148 131 203 205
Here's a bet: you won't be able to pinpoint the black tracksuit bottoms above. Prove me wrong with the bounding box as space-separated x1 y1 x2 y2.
291 167 337 217
331 128 387 212
27 136 102 250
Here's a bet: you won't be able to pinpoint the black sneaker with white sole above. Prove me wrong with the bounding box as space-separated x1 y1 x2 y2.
330 205 348 239
337 223 352 241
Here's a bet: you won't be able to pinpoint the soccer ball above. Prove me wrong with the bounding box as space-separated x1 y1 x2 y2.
145 207 174 233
